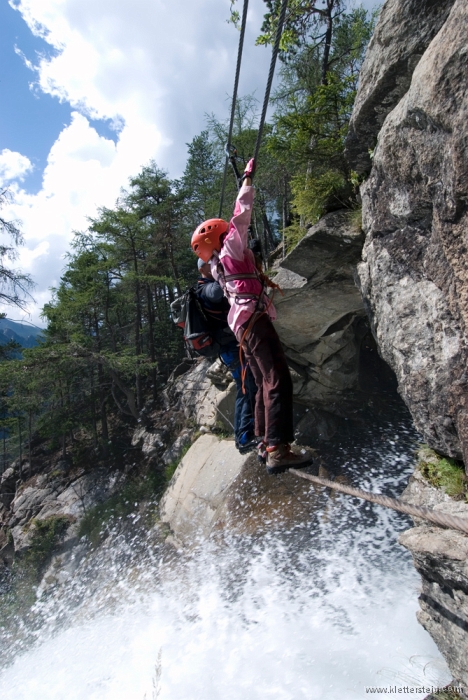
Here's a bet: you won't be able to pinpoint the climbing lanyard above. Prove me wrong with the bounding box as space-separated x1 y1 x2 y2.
218 0 289 214
289 469 468 536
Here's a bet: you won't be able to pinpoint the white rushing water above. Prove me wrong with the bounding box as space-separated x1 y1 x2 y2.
0 419 452 699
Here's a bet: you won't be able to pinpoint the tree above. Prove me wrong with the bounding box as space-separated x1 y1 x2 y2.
257 0 345 85
263 4 376 236
0 189 34 310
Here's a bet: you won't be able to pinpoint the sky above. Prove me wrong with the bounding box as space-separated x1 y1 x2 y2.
0 0 380 326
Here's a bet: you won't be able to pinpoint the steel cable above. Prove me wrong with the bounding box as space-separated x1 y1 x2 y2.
289 469 468 536
253 0 289 166
218 0 250 217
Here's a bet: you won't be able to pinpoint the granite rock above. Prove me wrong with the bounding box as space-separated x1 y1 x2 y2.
356 0 468 465
275 210 367 406
345 0 456 174
399 468 468 687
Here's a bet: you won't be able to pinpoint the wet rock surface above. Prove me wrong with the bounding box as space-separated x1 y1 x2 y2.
160 434 325 546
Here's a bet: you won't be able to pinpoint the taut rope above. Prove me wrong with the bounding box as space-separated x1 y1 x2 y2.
289 469 468 536
218 0 250 217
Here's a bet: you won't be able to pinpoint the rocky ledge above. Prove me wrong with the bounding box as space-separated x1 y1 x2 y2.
399 457 468 690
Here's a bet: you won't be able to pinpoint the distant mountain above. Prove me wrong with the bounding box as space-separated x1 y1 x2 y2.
0 318 44 350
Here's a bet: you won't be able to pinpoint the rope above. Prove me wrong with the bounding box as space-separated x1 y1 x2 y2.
218 0 250 218
253 0 288 165
289 469 468 536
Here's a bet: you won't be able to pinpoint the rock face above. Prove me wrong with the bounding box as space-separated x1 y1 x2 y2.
165 358 236 431
346 0 456 174
160 434 322 546
349 0 468 466
399 470 468 687
0 466 122 553
274 210 367 409
159 435 249 544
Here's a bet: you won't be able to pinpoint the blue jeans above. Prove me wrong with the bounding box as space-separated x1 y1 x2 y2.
219 344 257 447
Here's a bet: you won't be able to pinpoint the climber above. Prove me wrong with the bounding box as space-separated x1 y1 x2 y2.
191 158 311 473
196 257 258 455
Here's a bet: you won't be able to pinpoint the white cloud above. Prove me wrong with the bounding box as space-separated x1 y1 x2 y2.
3 0 275 324
0 149 33 184
2 111 163 321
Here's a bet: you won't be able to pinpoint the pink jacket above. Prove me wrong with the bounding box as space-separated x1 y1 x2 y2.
210 184 276 335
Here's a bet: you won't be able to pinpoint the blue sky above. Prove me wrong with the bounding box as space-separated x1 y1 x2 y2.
0 0 380 324
0 0 119 193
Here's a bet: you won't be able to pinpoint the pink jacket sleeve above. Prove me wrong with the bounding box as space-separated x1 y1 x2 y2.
221 185 255 262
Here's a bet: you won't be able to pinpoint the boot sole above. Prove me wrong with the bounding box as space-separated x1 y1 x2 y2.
266 456 316 476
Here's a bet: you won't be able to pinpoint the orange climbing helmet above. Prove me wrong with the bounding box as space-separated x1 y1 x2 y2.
191 218 229 263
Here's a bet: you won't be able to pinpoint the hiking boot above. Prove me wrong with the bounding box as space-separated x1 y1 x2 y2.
265 443 313 475
237 435 260 455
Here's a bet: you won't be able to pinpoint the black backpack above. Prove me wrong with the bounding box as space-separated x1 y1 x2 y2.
171 287 220 358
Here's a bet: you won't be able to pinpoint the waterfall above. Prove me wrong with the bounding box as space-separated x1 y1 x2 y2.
0 415 451 699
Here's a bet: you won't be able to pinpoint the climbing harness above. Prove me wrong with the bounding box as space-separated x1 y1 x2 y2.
218 0 289 212
289 469 468 536
215 251 285 394
213 252 272 393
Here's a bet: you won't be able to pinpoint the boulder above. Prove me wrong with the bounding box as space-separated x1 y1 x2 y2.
275 210 366 406
160 434 323 546
159 434 248 544
345 0 456 173
356 0 468 464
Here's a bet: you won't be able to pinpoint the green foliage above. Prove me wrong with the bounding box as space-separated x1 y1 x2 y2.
418 447 467 500
348 206 363 233
292 169 347 222
263 4 376 234
25 516 70 569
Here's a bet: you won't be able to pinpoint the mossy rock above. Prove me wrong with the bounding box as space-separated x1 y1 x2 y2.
417 446 467 501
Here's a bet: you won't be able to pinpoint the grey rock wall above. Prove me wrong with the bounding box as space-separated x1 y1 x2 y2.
349 0 468 466
274 210 366 410
348 0 468 681
346 0 456 174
